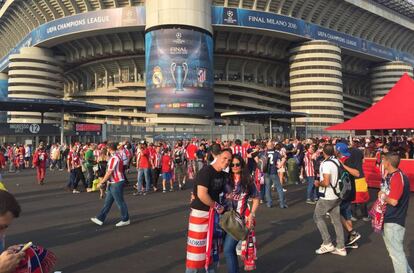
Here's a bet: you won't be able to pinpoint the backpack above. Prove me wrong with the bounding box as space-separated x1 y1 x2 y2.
174 149 183 164
326 159 352 200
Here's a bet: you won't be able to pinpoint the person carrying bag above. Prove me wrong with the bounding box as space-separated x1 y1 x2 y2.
221 154 260 273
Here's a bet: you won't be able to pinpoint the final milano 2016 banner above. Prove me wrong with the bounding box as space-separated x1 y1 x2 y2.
145 29 214 117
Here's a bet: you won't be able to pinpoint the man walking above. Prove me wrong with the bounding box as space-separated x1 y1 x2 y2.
379 152 412 273
84 144 96 190
33 145 48 185
91 142 130 227
264 141 287 208
313 144 346 256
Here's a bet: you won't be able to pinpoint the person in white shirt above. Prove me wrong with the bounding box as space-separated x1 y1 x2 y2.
313 144 346 257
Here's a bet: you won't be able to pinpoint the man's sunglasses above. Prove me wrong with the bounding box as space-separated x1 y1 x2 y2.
230 163 241 167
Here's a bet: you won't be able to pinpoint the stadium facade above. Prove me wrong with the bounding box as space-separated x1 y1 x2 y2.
0 0 413 140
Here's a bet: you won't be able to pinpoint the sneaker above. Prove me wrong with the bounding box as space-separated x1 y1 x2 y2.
132 191 142 196
170 188 174 192
115 220 130 227
163 189 166 193
306 199 316 205
315 243 335 255
345 243 359 249
73 189 80 194
347 231 361 245
331 248 347 257
350 216 358 222
259 200 264 204
362 216 371 222
283 188 287 192
143 192 147 196
91 217 103 226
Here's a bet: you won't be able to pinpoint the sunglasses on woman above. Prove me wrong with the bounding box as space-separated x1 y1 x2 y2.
230 162 241 167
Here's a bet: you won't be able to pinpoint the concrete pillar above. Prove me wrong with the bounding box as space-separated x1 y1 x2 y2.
371 61 413 104
289 40 344 130
8 47 63 123
145 0 214 118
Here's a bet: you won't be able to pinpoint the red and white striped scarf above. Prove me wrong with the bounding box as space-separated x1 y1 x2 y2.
186 208 215 270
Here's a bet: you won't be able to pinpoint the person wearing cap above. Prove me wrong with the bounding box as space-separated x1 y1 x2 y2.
335 142 362 248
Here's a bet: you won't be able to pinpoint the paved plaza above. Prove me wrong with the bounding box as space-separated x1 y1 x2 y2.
2 169 413 273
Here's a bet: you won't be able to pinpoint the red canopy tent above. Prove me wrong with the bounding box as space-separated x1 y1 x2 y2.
326 73 414 131
326 73 414 192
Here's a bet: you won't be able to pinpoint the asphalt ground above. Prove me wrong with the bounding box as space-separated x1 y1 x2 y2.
2 169 414 273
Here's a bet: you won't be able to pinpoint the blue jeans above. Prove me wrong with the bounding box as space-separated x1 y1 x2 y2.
137 168 151 192
264 173 285 207
223 233 240 273
383 223 413 273
260 184 265 202
306 177 317 200
97 180 129 222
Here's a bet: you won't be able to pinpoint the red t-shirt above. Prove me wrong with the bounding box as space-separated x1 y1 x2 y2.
137 148 151 169
161 154 172 173
186 144 198 160
35 150 48 168
388 173 404 201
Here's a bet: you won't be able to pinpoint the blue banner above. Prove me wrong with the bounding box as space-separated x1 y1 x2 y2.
0 80 7 100
0 7 145 71
0 79 7 122
1 6 413 71
212 7 413 66
145 29 214 117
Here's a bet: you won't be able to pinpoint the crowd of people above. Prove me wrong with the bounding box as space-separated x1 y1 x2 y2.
0 135 412 273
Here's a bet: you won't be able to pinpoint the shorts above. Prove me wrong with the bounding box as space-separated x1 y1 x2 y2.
162 172 171 181
340 200 352 220
24 157 30 161
277 167 286 173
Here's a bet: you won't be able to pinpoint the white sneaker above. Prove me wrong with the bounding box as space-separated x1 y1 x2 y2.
315 243 335 255
115 220 130 227
91 217 103 226
73 189 80 194
331 248 347 257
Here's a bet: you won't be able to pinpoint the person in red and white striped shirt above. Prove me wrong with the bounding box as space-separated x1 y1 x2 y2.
304 144 318 204
231 139 247 162
91 142 130 227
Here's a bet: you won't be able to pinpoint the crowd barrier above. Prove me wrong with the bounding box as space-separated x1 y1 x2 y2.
363 158 414 192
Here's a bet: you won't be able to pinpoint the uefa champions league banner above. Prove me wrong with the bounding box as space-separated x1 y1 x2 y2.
145 29 214 117
0 7 145 71
212 6 414 66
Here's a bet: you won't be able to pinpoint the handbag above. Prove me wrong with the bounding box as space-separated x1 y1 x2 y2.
220 209 249 241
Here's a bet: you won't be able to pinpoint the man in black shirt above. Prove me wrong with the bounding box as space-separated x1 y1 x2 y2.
185 149 232 273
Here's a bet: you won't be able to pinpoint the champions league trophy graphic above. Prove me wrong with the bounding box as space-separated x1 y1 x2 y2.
170 62 188 92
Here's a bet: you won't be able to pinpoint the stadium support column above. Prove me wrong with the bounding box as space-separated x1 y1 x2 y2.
289 40 344 133
0 72 8 122
8 47 63 123
371 61 413 104
145 0 215 123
